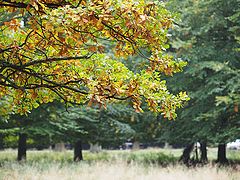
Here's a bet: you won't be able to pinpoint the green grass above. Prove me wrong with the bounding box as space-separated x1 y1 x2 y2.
0 149 179 166
0 148 239 164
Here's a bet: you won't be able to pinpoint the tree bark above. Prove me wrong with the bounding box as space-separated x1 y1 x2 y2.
179 143 194 165
17 133 27 161
0 134 4 150
200 141 208 163
90 142 102 153
74 140 83 162
132 141 140 150
195 143 199 161
54 142 66 152
217 144 228 164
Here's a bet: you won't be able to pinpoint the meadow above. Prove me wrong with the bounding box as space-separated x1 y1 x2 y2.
0 148 239 180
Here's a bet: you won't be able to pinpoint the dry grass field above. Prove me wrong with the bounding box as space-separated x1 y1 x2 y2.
1 161 240 180
0 149 239 180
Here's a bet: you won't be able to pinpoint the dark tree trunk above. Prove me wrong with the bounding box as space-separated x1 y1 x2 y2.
17 133 27 161
74 140 83 162
195 143 199 161
217 144 228 164
0 134 4 150
200 141 208 163
179 143 194 165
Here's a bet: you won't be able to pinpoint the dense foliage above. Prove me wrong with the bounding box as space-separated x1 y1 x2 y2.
158 0 240 156
0 0 189 118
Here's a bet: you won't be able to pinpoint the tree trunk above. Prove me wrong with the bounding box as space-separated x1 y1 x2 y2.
217 144 228 164
17 133 27 161
132 141 140 150
200 141 208 163
74 140 83 161
54 142 66 152
179 143 194 165
0 134 4 150
195 143 199 162
90 142 102 153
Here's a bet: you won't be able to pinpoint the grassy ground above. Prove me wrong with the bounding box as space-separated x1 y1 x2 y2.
0 148 239 180
1 161 240 180
1 148 239 163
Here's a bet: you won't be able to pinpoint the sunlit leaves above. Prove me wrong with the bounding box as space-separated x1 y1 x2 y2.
0 0 189 119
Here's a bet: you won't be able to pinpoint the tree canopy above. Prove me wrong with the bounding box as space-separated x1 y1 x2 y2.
161 0 240 145
0 0 189 118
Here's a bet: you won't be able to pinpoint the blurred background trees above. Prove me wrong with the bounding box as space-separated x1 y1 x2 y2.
160 0 240 164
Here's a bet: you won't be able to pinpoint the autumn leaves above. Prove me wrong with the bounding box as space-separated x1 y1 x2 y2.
0 0 189 118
